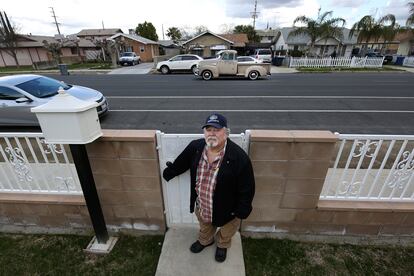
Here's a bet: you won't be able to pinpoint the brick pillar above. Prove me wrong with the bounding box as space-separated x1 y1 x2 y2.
242 130 337 233
86 130 165 234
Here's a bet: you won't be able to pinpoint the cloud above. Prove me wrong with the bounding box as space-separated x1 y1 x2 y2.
381 0 411 23
225 0 303 18
330 0 364 8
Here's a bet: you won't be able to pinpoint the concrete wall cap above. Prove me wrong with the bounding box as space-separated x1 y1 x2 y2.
99 129 157 142
250 130 338 142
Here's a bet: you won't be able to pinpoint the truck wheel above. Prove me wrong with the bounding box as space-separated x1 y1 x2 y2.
202 70 212 80
161 66 170 74
248 70 259 80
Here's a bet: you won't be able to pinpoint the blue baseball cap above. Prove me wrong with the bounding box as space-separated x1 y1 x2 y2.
202 113 228 129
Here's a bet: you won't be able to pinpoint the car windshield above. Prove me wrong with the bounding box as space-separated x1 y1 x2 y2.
122 53 133 56
16 77 71 98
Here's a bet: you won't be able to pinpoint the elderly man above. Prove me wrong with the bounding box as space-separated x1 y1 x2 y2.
162 113 255 262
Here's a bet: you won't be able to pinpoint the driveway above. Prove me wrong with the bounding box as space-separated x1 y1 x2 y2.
108 62 154 74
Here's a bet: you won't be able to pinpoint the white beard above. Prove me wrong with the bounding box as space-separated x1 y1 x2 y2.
205 137 218 147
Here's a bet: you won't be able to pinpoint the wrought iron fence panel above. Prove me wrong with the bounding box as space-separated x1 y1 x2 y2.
321 134 414 201
0 133 82 194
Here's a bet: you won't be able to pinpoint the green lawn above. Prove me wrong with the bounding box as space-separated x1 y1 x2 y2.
1 233 413 275
296 66 405 72
0 62 112 73
0 234 163 276
242 237 414 276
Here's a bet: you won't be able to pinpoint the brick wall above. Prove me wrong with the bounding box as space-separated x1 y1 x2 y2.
242 130 414 240
0 130 165 235
0 193 90 234
86 130 165 234
1 129 413 240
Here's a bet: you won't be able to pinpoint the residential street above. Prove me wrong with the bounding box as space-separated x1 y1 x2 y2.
5 72 414 134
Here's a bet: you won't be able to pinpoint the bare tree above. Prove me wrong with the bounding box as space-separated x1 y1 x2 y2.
0 11 20 67
93 38 124 68
42 40 62 64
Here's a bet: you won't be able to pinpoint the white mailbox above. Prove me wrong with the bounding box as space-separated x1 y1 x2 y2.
31 88 103 144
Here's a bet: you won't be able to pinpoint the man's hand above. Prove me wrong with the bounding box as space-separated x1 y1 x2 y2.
163 161 176 181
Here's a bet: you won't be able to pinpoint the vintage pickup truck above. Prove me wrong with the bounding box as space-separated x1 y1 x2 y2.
194 50 271 80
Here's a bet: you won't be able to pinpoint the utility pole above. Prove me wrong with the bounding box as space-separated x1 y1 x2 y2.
250 0 259 29
102 20 105 29
162 24 165 40
49 7 61 36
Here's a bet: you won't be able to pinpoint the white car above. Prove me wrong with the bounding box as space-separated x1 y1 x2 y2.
237 56 262 63
119 52 140 66
0 74 108 126
157 54 203 74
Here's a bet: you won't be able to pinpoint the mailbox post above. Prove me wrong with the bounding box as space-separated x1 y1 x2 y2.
31 88 117 253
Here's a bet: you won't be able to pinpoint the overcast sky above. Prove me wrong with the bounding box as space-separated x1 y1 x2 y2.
2 0 412 39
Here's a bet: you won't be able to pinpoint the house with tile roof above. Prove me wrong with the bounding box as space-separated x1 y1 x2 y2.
77 28 123 41
182 31 249 57
273 27 359 57
0 34 99 67
110 33 159 62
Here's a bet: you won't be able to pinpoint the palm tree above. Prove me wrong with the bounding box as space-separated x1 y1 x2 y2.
288 10 345 57
349 14 398 55
407 1 414 26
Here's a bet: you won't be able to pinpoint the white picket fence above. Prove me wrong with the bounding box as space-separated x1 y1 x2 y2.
403 56 414 68
289 56 384 68
320 134 414 202
0 133 82 194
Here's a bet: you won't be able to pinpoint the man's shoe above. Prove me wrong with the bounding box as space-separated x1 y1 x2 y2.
215 247 227 262
189 240 214 253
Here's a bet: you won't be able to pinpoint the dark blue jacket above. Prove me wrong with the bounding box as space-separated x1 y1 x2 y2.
163 138 255 227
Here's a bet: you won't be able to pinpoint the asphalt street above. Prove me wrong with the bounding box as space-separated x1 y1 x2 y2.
7 72 414 134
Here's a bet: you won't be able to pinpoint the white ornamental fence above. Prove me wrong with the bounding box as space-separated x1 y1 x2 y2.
403 56 414 68
0 133 82 194
289 56 384 68
320 134 414 202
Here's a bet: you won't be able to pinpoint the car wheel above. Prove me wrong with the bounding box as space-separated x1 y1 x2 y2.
161 66 170 74
248 70 259 80
137 59 140 64
202 70 212 80
191 65 197 74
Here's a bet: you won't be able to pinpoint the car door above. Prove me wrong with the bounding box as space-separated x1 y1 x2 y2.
181 55 194 69
0 86 37 125
169 56 183 70
218 52 237 75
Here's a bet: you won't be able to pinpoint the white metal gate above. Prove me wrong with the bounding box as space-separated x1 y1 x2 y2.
156 131 250 227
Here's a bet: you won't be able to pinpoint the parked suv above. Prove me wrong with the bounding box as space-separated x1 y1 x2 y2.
156 54 203 74
253 48 272 63
119 52 140 66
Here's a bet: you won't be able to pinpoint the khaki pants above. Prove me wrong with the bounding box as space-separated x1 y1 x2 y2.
195 207 240 248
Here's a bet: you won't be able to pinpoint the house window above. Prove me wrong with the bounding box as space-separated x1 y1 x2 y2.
140 46 145 52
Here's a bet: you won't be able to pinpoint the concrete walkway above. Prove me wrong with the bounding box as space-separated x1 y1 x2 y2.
155 227 245 276
108 62 154 74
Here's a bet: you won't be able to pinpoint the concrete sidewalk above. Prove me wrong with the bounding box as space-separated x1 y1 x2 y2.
155 227 245 276
108 62 154 74
271 66 298 74
385 65 414 73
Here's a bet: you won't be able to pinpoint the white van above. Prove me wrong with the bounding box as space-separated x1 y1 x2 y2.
253 49 272 63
